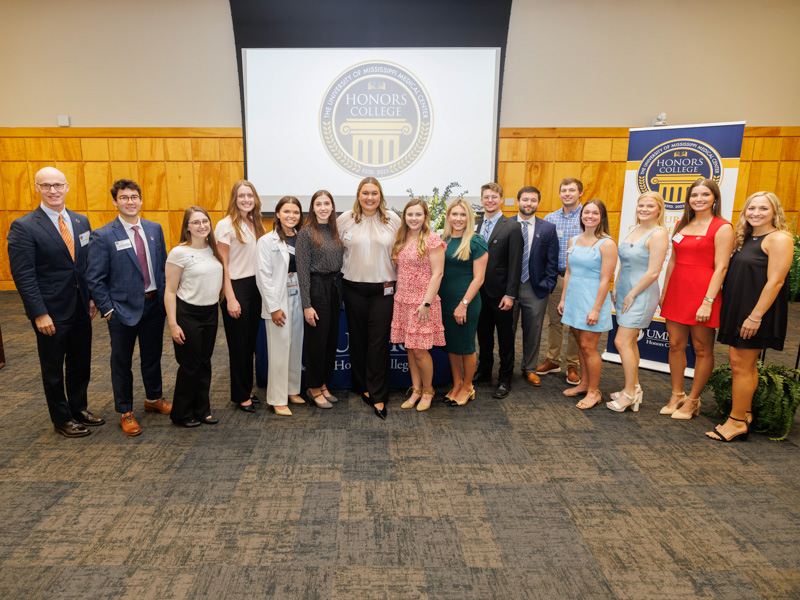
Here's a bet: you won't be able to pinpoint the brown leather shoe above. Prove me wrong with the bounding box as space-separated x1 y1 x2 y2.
525 372 541 387
144 397 172 414
120 412 142 436
566 365 581 385
536 359 561 375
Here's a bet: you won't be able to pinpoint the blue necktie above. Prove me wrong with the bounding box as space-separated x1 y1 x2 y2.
483 219 493 240
521 221 530 283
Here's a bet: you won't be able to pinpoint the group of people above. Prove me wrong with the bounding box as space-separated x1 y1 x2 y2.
8 168 791 444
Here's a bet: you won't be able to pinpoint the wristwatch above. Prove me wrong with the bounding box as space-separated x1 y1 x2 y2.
423 302 431 307
461 299 469 306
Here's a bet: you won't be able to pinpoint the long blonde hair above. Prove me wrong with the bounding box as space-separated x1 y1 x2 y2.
226 180 266 244
392 199 431 260
352 177 390 224
635 191 666 228
733 191 791 252
443 198 477 261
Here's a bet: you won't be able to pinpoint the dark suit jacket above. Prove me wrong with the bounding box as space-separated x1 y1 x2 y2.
475 214 523 299
511 216 559 299
86 217 167 327
8 207 92 321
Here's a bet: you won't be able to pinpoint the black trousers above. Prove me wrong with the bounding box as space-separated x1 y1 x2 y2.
107 294 165 414
221 276 261 403
343 279 394 405
172 299 218 423
34 293 92 424
476 290 516 384
304 273 342 389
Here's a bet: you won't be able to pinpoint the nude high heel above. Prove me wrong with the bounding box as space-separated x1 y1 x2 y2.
660 391 685 415
671 397 700 420
401 387 422 410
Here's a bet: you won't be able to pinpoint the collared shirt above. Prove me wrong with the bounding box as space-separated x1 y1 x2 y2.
517 214 536 266
544 204 582 270
40 202 75 241
119 216 157 292
480 211 502 240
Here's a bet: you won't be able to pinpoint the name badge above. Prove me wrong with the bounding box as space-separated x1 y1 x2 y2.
343 231 352 241
673 233 684 244
115 239 133 251
287 273 299 296
79 231 90 247
287 245 295 255
567 246 574 254
383 282 394 296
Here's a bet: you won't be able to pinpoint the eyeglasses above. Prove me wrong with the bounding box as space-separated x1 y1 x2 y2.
117 195 141 202
188 219 210 226
37 183 67 191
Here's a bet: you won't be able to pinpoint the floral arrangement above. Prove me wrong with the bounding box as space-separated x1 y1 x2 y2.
405 182 468 232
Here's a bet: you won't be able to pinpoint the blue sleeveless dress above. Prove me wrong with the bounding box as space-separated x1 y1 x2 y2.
615 227 662 329
561 236 613 333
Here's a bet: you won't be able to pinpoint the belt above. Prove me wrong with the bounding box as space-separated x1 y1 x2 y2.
144 290 157 299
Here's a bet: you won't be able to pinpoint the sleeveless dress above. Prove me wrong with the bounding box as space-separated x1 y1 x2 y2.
717 232 789 350
615 226 662 329
390 232 447 350
561 236 613 332
660 217 729 327
439 234 488 354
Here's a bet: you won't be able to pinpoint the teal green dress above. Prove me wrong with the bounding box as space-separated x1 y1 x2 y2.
440 234 488 353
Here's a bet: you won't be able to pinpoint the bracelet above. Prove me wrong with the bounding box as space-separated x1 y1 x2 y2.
747 315 762 323
703 296 715 304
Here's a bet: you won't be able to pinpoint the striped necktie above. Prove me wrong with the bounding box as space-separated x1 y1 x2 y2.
483 218 493 240
59 214 75 261
520 220 530 283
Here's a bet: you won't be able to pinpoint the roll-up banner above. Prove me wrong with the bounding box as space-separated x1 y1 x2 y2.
602 122 745 376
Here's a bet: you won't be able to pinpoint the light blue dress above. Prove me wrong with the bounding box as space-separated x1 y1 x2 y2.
615 226 661 329
562 236 613 332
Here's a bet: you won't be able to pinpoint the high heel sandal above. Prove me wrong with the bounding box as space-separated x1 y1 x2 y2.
610 384 641 401
660 391 685 415
705 415 750 442
443 385 460 403
417 388 435 412
576 389 602 410
306 389 332 409
401 387 422 410
447 387 475 407
606 390 641 413
671 396 700 420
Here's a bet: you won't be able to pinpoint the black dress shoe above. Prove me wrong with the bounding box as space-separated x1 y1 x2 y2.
202 415 219 424
374 405 387 420
173 419 201 428
237 402 256 413
492 382 510 399
250 393 261 404
73 410 105 426
360 393 372 406
54 421 90 438
472 371 492 384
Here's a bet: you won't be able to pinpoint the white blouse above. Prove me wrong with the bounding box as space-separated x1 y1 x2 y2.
337 210 400 283
166 245 223 306
214 216 257 279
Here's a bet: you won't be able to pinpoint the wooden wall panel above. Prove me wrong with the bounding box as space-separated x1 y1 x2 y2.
1 126 798 290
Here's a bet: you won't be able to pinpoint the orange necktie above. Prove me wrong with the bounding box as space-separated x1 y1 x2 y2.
59 214 75 261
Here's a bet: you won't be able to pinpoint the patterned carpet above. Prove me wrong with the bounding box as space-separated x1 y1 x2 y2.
0 290 799 599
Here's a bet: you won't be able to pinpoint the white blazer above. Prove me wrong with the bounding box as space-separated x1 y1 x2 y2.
255 230 291 318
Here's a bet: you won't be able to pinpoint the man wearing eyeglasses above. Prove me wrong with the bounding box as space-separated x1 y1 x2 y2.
85 179 169 436
8 166 103 437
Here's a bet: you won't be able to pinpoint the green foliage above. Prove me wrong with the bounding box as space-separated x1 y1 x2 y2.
789 218 800 301
405 182 468 232
704 361 800 441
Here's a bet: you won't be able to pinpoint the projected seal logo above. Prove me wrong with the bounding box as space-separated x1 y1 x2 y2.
637 139 723 211
320 61 432 178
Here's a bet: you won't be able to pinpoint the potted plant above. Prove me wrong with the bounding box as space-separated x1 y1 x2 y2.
704 361 800 441
403 182 470 232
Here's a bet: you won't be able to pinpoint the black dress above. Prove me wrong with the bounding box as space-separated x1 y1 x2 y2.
718 232 789 350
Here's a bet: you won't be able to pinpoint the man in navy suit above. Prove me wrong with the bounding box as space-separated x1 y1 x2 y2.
8 167 103 437
86 179 170 436
511 186 559 387
472 182 523 399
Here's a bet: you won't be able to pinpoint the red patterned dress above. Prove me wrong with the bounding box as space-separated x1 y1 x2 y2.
390 232 447 349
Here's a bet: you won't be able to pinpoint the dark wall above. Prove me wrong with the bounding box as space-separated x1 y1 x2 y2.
229 0 513 176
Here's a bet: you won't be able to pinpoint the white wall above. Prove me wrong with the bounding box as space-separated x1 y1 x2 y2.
501 0 800 127
0 0 241 127
1 0 798 128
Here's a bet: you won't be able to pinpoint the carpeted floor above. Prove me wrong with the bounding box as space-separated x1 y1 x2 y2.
0 289 799 599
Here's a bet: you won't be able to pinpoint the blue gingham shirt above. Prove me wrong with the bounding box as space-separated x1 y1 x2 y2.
544 204 582 271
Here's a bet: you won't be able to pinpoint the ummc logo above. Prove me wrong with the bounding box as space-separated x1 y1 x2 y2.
320 61 432 178
637 139 723 211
